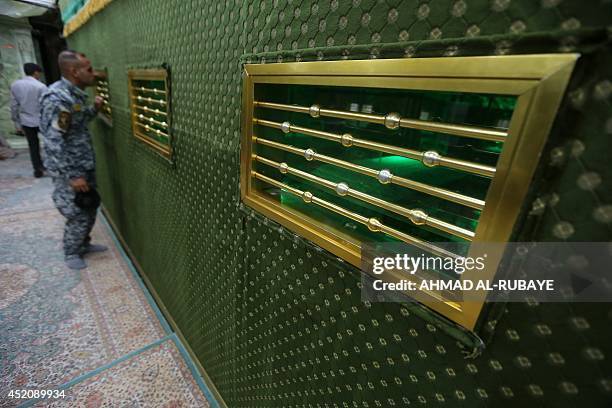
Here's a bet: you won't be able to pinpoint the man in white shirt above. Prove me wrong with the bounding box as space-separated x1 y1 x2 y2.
10 63 48 177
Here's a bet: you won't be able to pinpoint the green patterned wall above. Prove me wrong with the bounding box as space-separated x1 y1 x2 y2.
66 0 611 406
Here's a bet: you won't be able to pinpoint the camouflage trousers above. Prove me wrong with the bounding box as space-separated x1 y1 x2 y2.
52 171 97 258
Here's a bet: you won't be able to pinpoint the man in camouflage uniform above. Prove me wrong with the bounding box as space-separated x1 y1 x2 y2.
40 50 106 270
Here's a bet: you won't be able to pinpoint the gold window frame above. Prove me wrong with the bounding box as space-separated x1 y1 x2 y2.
128 69 172 158
240 55 578 330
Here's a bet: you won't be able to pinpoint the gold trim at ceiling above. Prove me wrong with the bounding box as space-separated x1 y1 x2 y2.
63 0 114 37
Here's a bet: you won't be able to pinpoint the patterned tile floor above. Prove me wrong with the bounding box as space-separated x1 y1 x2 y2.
0 151 215 407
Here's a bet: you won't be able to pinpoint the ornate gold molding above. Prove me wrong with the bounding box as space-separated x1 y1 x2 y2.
63 0 114 37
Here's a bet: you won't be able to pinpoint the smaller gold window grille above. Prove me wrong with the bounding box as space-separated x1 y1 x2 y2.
128 69 171 158
94 69 112 126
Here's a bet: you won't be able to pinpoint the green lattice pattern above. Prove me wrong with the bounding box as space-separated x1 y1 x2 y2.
66 0 612 406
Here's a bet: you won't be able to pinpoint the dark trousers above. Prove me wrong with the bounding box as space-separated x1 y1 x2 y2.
52 171 98 258
22 126 44 173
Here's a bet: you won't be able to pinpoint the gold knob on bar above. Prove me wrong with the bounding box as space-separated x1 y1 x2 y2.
422 151 441 167
304 148 316 161
302 191 313 203
309 104 321 118
408 209 428 225
279 162 289 174
384 112 401 130
341 133 353 147
377 169 393 184
335 182 349 196
281 121 291 134
367 218 382 232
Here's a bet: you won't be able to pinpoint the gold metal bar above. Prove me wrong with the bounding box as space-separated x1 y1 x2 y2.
254 137 305 156
290 123 345 143
399 118 506 142
134 132 171 155
254 119 341 142
390 177 485 210
253 118 495 178
253 171 367 224
134 104 168 117
310 195 368 224
376 223 460 259
254 100 507 142
425 218 474 240
351 138 422 161
133 86 167 95
438 156 495 177
254 136 485 210
135 122 169 138
254 101 383 124
132 113 168 129
320 107 385 124
351 190 474 240
255 137 378 177
133 95 167 106
310 152 377 177
349 189 474 241
254 155 474 240
255 155 337 188
252 171 303 196
251 171 460 258
253 101 310 114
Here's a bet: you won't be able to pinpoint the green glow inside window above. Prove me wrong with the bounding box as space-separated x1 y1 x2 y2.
253 84 515 252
